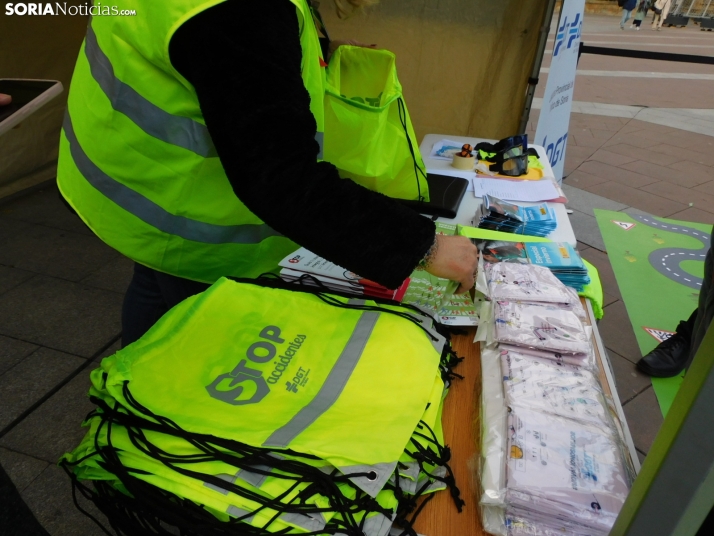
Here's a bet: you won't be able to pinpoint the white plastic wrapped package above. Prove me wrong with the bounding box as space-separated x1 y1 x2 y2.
480 346 508 506
498 343 595 369
494 301 591 356
483 505 507 536
500 349 609 426
474 300 496 346
563 286 587 319
486 263 576 306
505 507 608 536
505 407 630 533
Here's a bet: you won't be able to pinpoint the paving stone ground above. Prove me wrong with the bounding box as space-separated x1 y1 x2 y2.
0 10 712 536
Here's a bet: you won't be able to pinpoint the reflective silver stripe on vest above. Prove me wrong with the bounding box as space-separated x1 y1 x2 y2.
263 311 380 448
64 112 282 245
84 23 217 158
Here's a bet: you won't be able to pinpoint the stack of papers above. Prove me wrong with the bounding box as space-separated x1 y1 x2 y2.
472 177 562 203
479 241 591 292
401 222 478 325
429 139 466 161
476 195 557 237
278 248 409 301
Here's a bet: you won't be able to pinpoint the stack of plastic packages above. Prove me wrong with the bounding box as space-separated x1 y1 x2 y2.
475 259 633 535
475 195 557 238
479 241 591 292
61 277 465 536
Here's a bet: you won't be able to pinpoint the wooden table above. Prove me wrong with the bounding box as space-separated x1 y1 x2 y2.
413 329 486 536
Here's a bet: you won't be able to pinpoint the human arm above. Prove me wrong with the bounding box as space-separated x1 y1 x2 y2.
169 0 477 291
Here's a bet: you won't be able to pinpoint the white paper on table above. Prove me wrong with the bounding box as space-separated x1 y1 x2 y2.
429 139 465 160
472 177 560 202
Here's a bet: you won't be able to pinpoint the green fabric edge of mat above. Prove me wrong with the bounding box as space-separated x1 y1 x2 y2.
594 209 709 418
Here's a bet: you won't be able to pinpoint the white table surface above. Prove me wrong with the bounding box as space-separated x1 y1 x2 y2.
419 133 576 247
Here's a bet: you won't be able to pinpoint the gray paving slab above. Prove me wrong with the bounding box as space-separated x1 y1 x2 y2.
0 186 93 237
0 448 49 493
566 209 606 251
0 216 120 283
600 300 643 364
80 255 134 295
579 247 623 301
0 265 35 296
0 275 123 358
606 348 652 405
622 387 663 455
0 347 84 430
21 464 109 536
562 183 628 217
0 353 116 464
0 335 38 377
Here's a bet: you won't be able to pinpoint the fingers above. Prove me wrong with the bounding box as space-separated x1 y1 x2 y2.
424 235 479 293
454 275 475 295
0 94 11 106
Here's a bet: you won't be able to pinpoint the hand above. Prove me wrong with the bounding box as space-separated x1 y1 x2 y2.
425 235 479 294
327 39 377 61
0 94 11 106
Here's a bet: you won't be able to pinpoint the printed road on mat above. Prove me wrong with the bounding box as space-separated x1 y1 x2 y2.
631 214 710 289
595 210 711 417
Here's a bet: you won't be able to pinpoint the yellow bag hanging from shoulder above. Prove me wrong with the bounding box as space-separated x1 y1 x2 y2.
324 46 429 202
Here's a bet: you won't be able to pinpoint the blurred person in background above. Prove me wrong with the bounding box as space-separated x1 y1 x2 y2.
620 0 637 29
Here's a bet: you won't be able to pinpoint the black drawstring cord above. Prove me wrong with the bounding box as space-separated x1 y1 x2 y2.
72 383 397 535
228 273 441 342
397 97 427 203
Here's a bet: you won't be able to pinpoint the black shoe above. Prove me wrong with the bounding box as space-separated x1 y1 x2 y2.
636 334 690 377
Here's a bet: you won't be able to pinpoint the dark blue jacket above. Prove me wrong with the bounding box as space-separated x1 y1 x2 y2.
624 0 638 10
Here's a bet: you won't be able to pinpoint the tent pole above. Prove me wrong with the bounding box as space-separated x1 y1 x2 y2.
518 0 559 135
610 322 714 536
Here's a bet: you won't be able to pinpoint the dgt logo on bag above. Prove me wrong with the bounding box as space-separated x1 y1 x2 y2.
206 326 308 405
206 326 285 406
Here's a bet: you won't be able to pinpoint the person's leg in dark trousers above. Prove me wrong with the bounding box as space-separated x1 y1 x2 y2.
122 263 210 347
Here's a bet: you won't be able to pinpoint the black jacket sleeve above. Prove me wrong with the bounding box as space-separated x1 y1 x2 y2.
168 0 435 289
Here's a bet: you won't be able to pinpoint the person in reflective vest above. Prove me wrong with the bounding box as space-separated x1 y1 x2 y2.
56 0 479 346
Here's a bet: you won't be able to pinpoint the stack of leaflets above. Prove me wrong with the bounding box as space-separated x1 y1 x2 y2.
475 195 556 237
478 241 590 292
278 222 479 325
402 221 478 325
278 248 410 301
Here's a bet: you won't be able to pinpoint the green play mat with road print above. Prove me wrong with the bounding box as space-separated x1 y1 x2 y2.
595 210 711 417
